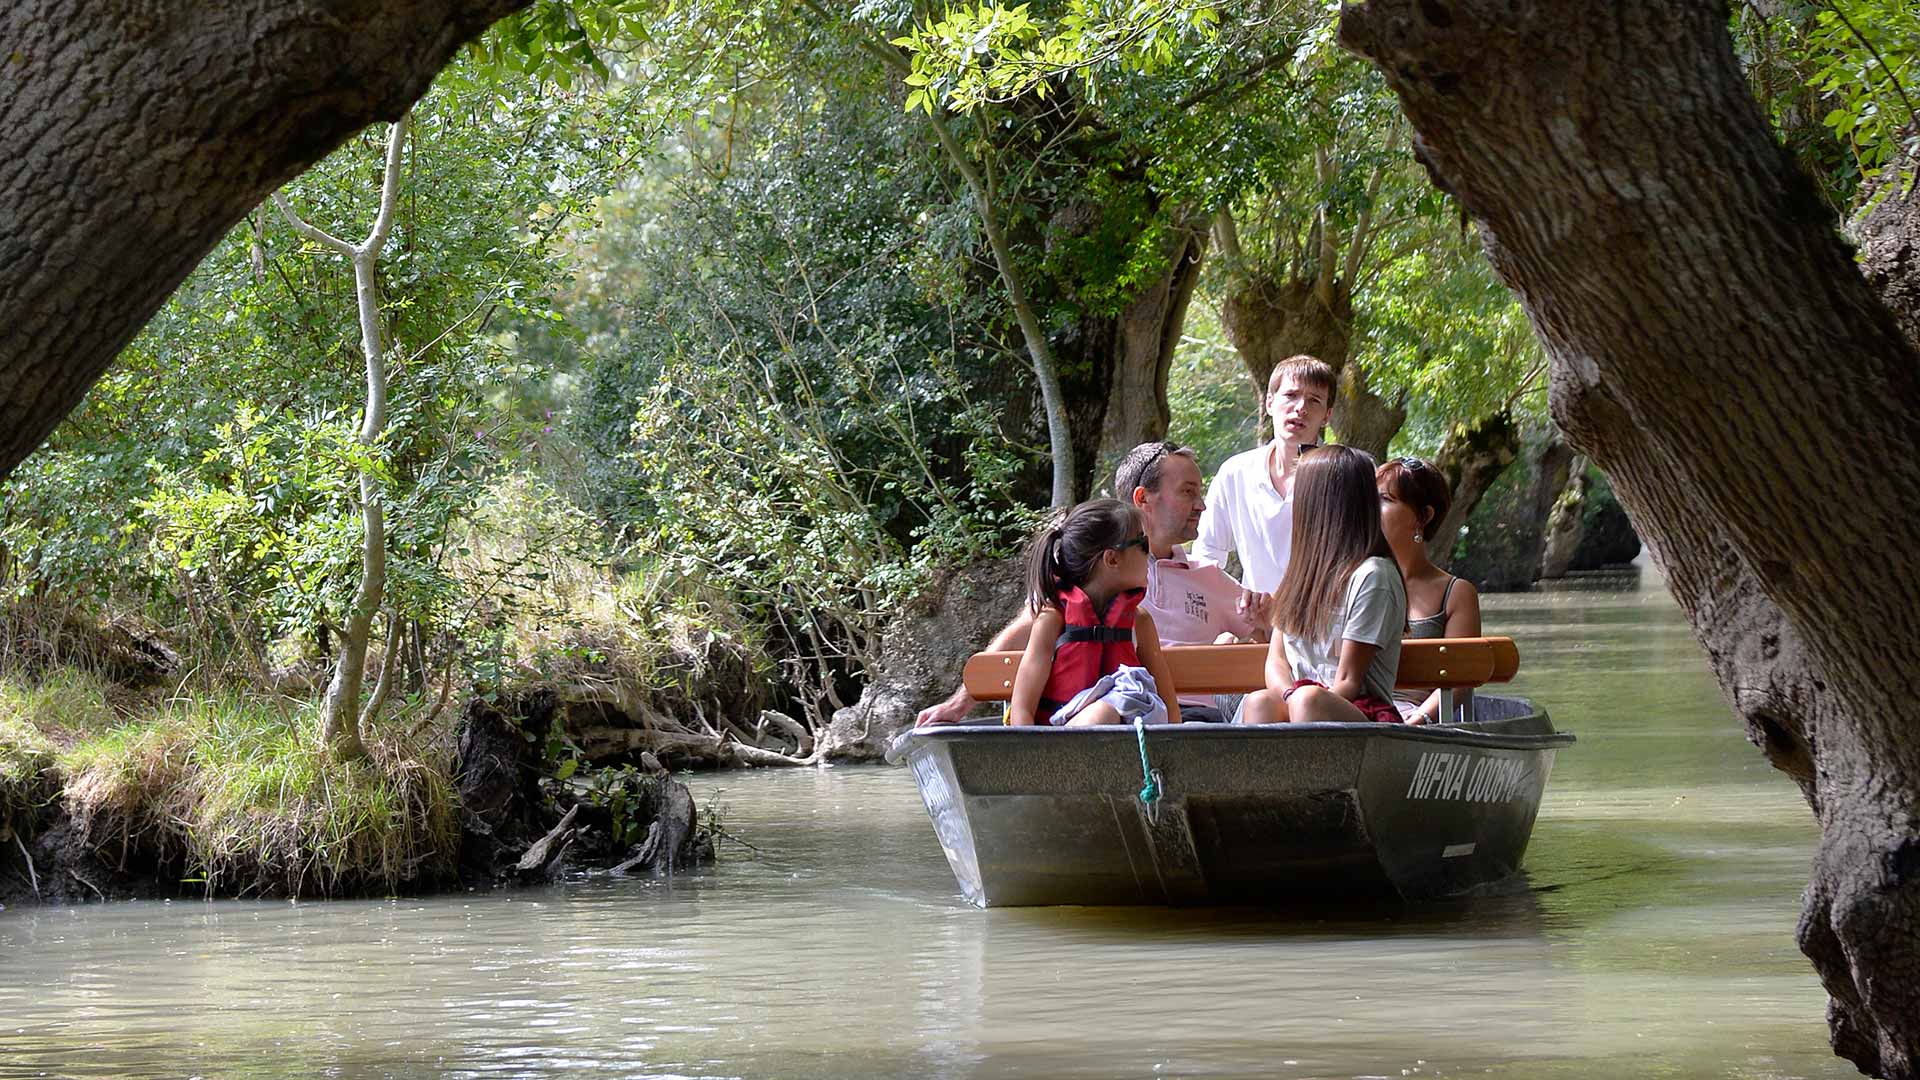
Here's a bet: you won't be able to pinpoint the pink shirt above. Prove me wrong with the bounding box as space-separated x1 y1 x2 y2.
1147 547 1258 706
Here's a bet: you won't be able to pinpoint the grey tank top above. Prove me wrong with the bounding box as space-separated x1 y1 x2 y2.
1405 576 1458 639
1400 575 1471 720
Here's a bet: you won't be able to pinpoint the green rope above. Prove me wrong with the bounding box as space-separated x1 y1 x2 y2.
1134 717 1161 809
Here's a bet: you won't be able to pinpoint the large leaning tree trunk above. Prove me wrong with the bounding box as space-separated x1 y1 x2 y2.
1342 2 1920 1075
0 0 527 483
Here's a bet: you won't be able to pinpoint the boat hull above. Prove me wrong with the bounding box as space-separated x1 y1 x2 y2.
895 697 1572 907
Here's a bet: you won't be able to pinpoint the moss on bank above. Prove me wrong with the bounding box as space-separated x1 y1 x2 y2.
1 672 457 898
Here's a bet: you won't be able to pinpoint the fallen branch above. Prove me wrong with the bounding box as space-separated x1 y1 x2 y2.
725 741 820 768
754 709 815 756
574 725 725 761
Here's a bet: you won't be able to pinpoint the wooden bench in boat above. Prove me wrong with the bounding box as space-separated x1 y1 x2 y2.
961 637 1519 723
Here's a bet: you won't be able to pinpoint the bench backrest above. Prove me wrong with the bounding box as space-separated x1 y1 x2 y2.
961 637 1519 702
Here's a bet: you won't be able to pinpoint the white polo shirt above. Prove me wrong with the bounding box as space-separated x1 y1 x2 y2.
1190 443 1293 594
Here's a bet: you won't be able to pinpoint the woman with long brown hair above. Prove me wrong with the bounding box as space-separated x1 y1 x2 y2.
1239 445 1408 724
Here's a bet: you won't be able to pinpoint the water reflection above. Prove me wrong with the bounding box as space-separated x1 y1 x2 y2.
0 573 1850 1078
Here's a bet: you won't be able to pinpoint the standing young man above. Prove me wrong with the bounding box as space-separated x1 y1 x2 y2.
1189 355 1338 597
915 441 1259 726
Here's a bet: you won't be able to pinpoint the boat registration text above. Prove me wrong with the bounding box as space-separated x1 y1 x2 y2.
1405 751 1531 804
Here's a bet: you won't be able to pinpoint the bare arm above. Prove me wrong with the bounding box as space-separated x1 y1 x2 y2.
1443 580 1482 639
1413 581 1482 723
1133 610 1181 724
916 606 1038 726
1007 608 1064 726
1263 631 1292 692
1330 639 1381 702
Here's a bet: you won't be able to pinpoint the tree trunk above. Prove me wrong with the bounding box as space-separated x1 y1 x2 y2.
276 113 410 760
1335 361 1408 461
1085 228 1208 495
0 0 526 483
1218 273 1405 456
1539 454 1592 580
1342 4 1920 1075
1221 277 1351 415
1427 410 1520 567
320 253 388 758
926 109 1078 509
1853 160 1920 348
993 197 1209 504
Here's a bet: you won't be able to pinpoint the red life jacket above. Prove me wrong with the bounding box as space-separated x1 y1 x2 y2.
1039 586 1145 712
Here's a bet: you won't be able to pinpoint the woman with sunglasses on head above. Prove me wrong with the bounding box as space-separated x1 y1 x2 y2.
1376 456 1482 724
1007 499 1182 727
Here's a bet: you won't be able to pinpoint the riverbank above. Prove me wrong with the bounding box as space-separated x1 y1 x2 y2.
0 668 712 906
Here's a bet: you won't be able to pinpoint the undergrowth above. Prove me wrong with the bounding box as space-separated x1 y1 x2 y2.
8 671 456 898
0 669 122 843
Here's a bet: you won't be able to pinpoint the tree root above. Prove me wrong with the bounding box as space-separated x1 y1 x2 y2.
515 804 580 877
68 869 104 902
610 821 663 874
12 833 37 899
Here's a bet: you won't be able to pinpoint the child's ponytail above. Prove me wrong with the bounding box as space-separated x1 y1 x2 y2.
1024 521 1066 613
1024 499 1140 613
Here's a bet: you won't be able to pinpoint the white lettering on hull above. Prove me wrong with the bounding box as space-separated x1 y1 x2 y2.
1405 751 1533 804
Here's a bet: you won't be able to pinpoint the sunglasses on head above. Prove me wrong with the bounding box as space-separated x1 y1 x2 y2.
1397 457 1433 473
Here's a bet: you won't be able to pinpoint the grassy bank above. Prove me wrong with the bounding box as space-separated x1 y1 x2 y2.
0 669 457 899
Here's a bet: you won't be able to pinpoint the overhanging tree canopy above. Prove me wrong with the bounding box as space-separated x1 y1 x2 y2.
0 0 529 481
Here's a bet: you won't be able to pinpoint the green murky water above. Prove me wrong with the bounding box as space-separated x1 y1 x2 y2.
0 569 1848 1078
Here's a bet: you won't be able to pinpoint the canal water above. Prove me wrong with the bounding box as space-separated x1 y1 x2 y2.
0 570 1849 1078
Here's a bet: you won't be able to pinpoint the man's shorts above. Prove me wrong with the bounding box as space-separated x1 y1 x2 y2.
1180 693 1245 724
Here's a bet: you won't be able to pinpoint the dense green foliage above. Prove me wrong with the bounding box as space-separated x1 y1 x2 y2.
1736 0 1919 211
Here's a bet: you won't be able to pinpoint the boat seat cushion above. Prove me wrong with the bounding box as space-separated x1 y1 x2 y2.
961 637 1518 702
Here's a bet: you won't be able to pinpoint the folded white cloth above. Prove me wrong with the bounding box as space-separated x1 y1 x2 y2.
1047 665 1167 726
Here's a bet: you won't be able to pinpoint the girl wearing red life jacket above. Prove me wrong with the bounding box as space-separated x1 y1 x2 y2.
1007 499 1182 727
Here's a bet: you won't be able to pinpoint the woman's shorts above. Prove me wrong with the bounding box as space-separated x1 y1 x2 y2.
1048 665 1168 726
1279 678 1401 724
